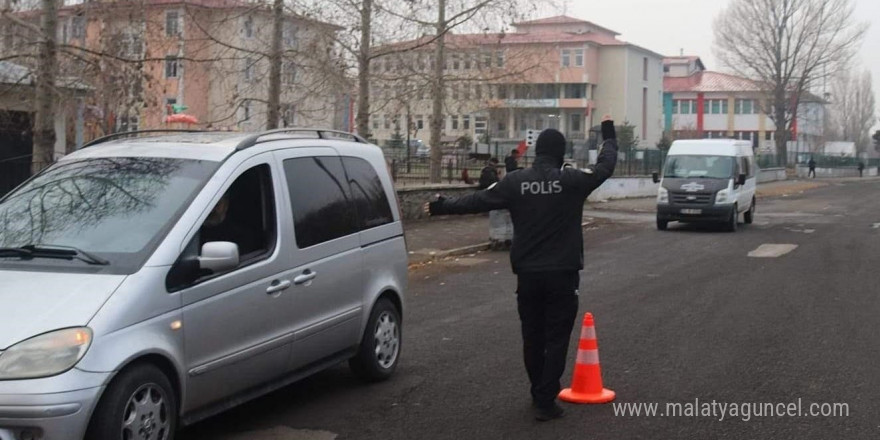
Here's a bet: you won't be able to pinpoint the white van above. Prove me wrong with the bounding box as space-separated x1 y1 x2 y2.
652 140 757 232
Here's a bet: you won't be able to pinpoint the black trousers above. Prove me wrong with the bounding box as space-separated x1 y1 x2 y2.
516 271 580 407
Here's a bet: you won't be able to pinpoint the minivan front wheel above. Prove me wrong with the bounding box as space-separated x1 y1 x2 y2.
87 364 177 440
350 298 401 382
726 205 738 232
744 197 756 224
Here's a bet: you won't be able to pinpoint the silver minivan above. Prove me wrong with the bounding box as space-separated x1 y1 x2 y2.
0 129 408 440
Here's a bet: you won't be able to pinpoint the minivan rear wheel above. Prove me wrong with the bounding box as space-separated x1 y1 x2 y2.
87 363 177 440
350 298 401 382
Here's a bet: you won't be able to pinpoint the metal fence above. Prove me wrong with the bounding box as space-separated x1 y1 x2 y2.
757 153 874 169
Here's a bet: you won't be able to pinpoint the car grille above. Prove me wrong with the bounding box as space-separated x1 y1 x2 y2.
671 192 713 205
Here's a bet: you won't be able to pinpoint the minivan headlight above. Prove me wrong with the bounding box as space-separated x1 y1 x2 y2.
715 189 732 204
657 187 669 204
0 328 92 380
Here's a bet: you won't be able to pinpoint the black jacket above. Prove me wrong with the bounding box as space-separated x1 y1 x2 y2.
505 155 520 172
431 127 618 274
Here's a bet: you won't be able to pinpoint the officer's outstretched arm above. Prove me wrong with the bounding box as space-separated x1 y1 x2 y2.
428 180 511 215
580 119 619 197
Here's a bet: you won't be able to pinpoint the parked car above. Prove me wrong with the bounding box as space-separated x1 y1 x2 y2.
0 129 408 439
415 142 431 160
653 139 757 232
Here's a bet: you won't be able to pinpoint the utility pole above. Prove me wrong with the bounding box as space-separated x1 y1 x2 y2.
429 0 445 183
355 0 372 139
266 0 283 130
32 0 59 173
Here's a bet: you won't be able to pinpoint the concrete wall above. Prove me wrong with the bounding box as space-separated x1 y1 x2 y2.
757 167 787 183
795 165 878 178
587 176 658 201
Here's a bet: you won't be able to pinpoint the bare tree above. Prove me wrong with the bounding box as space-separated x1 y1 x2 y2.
31 0 57 173
714 0 867 162
828 69 876 154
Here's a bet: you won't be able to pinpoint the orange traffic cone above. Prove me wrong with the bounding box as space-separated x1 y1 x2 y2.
558 312 615 404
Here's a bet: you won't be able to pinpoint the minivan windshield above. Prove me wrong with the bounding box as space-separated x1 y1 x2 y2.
664 155 735 179
0 157 218 273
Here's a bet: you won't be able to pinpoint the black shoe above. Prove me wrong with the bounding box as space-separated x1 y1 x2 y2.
534 402 565 422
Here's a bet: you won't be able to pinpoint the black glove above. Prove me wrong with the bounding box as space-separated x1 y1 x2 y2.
428 195 447 216
601 120 616 140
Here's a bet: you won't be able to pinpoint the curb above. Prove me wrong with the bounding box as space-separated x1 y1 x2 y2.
432 242 491 260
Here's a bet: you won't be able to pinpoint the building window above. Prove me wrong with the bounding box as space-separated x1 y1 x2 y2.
416 115 424 130
451 115 459 130
564 84 586 99
463 115 470 130
496 50 504 68
164 56 179 78
464 53 472 70
164 97 177 117
244 57 254 82
372 116 379 130
703 99 729 115
282 61 296 84
463 83 471 100
643 57 648 81
280 104 295 127
569 113 581 132
283 22 297 47
672 99 680 114
736 99 754 114
482 52 492 69
574 49 584 67
242 100 251 121
165 10 180 37
497 121 506 132
244 16 253 38
561 49 570 67
642 87 648 139
383 115 390 130
475 84 482 99
71 16 85 39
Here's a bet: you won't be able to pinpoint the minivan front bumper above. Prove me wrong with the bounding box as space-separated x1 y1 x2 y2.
0 370 111 440
657 204 735 223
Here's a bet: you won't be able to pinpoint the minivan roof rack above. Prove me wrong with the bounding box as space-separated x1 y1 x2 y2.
235 128 368 151
82 129 206 148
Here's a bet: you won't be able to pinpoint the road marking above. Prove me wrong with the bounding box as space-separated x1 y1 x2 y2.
748 244 798 258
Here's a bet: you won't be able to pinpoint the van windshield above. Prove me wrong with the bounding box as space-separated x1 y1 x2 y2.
0 157 218 273
664 155 734 179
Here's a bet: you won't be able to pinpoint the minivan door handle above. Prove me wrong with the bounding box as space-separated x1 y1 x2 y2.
266 279 292 294
293 270 317 285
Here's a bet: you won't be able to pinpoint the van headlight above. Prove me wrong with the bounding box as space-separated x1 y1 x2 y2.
0 328 92 380
715 189 732 204
657 187 669 204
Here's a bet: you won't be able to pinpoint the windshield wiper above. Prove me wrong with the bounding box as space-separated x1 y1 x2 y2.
0 244 110 265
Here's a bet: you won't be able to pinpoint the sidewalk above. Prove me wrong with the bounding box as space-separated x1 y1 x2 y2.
402 178 846 266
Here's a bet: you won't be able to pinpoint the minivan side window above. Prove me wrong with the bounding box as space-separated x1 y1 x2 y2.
342 157 394 229
167 163 276 291
284 156 359 248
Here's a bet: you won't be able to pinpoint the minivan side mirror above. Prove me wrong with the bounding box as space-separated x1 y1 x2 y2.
737 173 747 186
652 171 660 184
199 242 240 273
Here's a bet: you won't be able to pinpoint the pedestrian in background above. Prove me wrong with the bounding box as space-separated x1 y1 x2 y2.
425 116 619 421
808 157 817 178
505 149 522 173
858 161 864 178
479 157 500 189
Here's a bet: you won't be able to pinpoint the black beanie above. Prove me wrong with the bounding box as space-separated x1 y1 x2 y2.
535 129 566 159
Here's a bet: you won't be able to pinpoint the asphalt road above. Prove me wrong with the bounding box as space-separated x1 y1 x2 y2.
181 178 880 440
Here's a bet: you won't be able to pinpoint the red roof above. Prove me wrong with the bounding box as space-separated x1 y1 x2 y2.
664 71 761 93
512 15 620 36
381 31 626 53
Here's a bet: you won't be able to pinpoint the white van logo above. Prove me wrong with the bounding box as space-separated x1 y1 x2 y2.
681 182 705 192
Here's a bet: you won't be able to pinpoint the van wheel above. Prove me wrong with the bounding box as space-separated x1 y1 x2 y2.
656 218 668 231
726 205 738 232
86 363 177 440
744 198 755 224
350 298 401 382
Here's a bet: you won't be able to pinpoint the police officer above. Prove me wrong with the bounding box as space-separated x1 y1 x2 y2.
426 116 618 421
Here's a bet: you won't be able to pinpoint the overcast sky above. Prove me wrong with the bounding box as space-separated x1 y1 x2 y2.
561 0 879 129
